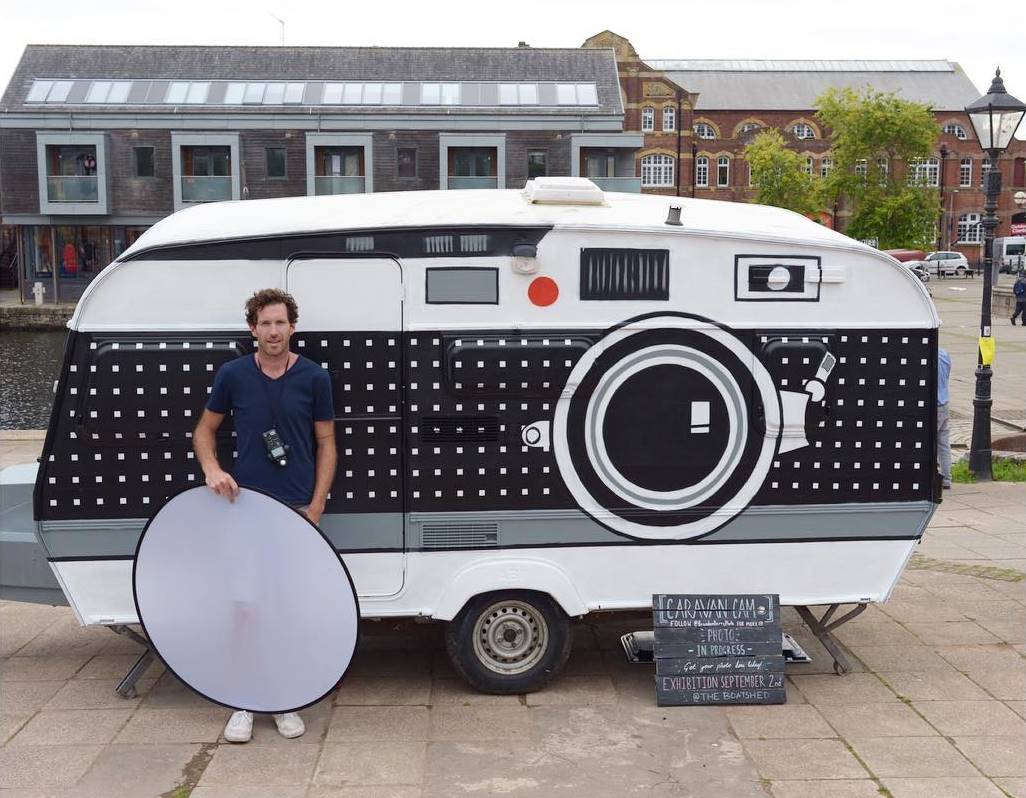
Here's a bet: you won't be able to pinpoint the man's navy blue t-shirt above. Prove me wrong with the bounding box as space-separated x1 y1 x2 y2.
206 354 334 504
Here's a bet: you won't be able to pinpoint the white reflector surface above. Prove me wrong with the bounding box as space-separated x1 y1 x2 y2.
134 487 359 713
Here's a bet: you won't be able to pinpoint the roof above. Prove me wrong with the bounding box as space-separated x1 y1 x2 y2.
644 59 981 111
121 187 861 259
0 45 623 116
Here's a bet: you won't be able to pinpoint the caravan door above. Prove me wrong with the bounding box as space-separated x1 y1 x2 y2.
286 257 405 596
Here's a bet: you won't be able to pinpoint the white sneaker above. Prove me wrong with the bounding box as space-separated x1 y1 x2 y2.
273 712 305 739
224 710 253 743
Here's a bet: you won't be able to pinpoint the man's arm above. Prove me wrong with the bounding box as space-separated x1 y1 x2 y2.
305 419 337 524
194 409 240 501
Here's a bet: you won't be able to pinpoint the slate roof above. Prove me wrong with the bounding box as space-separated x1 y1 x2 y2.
0 45 623 115
645 59 981 112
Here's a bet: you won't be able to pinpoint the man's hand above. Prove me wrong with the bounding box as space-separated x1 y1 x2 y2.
301 502 324 525
205 468 240 502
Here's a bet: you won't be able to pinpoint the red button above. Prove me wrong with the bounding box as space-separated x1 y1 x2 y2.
528 276 559 307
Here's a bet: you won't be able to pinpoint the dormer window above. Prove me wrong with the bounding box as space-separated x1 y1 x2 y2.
792 123 816 140
693 123 716 140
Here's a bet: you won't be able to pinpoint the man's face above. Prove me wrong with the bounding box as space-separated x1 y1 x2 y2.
250 303 295 357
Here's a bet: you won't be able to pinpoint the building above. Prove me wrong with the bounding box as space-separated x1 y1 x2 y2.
584 31 1026 257
0 44 641 303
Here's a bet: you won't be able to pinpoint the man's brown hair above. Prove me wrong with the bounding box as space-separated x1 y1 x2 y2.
245 288 299 327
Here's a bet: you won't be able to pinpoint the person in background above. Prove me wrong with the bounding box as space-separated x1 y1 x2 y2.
1012 270 1026 326
937 348 952 489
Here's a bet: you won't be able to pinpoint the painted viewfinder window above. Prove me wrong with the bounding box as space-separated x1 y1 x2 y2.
425 267 499 304
579 248 670 301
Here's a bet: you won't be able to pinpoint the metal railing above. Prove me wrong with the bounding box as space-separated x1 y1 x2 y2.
181 176 232 203
589 176 643 193
46 176 99 203
314 176 366 195
448 176 498 190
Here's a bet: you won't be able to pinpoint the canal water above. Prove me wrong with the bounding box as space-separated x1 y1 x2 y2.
1 330 68 430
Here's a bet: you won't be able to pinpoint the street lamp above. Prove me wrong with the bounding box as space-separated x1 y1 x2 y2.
964 68 1026 480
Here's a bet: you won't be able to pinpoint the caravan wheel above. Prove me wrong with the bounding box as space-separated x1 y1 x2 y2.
445 591 571 694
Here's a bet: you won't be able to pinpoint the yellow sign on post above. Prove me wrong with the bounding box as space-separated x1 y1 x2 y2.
979 336 996 366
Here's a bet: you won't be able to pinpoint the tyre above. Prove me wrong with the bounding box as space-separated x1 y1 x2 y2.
956 265 967 277
445 590 572 694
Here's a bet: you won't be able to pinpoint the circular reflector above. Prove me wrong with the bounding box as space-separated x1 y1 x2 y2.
134 486 359 713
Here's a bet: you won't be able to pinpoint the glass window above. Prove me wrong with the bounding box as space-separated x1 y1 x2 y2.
26 81 53 102
641 154 674 187
499 84 518 105
86 81 112 103
440 83 460 105
134 147 155 178
316 147 364 177
908 157 939 187
981 157 993 188
693 122 715 139
556 84 577 105
641 107 655 132
583 148 616 179
519 84 538 104
662 106 675 131
182 146 231 177
243 83 265 103
793 123 816 139
695 156 709 187
957 212 982 243
382 83 402 105
342 83 362 104
48 81 73 102
820 157 833 177
186 82 209 104
266 147 286 179
450 147 495 177
576 83 597 104
166 82 189 104
263 83 285 104
323 83 344 104
739 122 762 135
717 156 730 187
107 82 132 103
802 157 813 176
397 148 416 179
422 83 441 104
943 123 968 140
224 83 245 104
426 267 498 304
960 158 972 187
284 82 305 103
877 158 889 182
362 83 382 104
527 150 547 179
855 159 868 176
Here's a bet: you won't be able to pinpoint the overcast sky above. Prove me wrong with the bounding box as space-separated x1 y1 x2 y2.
2 0 1024 137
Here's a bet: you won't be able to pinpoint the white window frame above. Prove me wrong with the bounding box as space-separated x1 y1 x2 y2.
693 122 716 140
957 212 982 244
170 132 241 212
959 158 972 187
305 133 374 196
820 157 833 178
908 157 939 187
641 107 655 132
793 123 816 140
662 106 676 132
35 132 109 215
855 159 868 177
943 123 968 140
641 154 675 187
716 155 730 187
802 156 813 176
877 158 889 182
695 156 709 188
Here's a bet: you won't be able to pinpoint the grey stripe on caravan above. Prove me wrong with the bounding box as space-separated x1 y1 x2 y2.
39 513 403 559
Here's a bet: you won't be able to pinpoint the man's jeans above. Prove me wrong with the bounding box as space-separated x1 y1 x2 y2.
937 402 951 486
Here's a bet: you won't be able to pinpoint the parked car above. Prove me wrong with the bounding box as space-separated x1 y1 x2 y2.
994 237 1025 273
884 249 927 263
924 251 971 277
903 262 930 282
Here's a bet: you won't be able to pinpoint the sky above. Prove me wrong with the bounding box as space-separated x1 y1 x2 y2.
2 0 1025 136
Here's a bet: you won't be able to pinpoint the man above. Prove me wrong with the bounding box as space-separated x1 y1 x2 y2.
1012 270 1026 326
194 288 336 743
937 348 952 490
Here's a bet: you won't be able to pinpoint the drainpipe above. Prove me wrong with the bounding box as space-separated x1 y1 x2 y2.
691 142 697 199
675 89 683 197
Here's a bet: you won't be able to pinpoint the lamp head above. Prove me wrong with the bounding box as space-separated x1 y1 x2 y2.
965 68 1026 153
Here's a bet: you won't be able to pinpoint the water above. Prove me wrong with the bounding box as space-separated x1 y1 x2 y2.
0 330 68 430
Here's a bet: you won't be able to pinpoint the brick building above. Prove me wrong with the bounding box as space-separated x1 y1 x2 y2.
584 31 1026 257
0 45 640 302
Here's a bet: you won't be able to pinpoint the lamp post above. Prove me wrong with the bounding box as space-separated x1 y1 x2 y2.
964 68 1026 480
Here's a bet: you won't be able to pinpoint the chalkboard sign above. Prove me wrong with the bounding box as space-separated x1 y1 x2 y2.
653 594 786 707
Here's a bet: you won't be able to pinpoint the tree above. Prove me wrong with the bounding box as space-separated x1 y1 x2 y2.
816 87 941 249
743 129 819 216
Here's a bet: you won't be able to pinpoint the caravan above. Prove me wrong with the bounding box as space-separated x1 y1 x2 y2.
1 179 941 691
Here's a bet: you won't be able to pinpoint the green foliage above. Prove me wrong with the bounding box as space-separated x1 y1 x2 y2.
952 457 1026 483
816 87 941 249
743 129 819 216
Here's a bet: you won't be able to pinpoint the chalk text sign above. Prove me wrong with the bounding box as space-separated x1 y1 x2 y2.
653 594 786 707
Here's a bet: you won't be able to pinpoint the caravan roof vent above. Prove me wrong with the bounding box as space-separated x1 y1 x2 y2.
522 177 606 206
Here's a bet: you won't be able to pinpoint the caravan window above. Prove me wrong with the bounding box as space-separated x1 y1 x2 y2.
426 267 499 304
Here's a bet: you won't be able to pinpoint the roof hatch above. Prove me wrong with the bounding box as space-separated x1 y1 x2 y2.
522 177 606 206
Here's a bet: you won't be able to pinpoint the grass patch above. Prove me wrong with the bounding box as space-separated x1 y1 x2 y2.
951 456 1026 483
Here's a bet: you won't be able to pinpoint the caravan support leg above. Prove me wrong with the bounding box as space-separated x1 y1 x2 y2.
794 604 867 675
109 624 156 699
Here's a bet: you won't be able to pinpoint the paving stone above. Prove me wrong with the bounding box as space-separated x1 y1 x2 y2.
995 777 1026 798
790 673 898 705
726 704 836 739
327 705 429 742
0 712 32 745
847 736 977 777
429 704 531 741
0 680 64 714
834 616 922 647
0 744 103 789
7 708 133 746
975 619 1026 643
769 780 882 798
307 789 422 798
14 617 110 659
428 677 522 706
72 743 201 797
74 653 165 681
878 670 991 701
965 667 1026 701
741 739 867 780
247 698 334 745
1006 701 1026 719
346 650 433 678
817 702 937 738
562 649 610 676
881 777 1007 797
953 736 1026 777
43 676 154 709
0 654 91 681
905 621 1002 645
913 700 1026 736
315 742 427 787
198 743 320 787
523 675 617 705
854 645 957 672
191 786 309 798
139 673 213 709
334 675 431 706
935 644 1026 672
114 706 228 743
